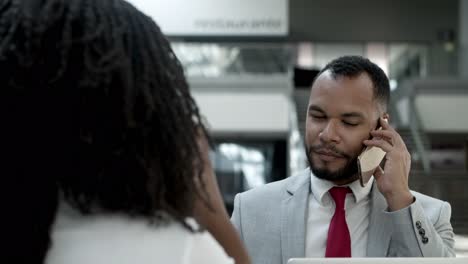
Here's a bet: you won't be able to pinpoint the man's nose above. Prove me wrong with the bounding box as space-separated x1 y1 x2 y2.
319 120 341 143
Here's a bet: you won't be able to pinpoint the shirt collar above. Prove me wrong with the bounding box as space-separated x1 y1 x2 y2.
310 170 374 205
348 176 374 203
310 171 335 206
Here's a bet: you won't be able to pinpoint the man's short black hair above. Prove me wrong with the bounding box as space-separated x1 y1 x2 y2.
314 56 390 110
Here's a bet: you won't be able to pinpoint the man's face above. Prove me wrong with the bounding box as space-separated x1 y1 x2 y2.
305 71 381 184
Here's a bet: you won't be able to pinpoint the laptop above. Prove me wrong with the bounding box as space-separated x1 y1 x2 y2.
288 258 467 264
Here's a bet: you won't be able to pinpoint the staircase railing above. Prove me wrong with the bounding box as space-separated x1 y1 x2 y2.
390 80 432 174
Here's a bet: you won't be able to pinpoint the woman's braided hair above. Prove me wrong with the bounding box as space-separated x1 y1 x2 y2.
0 0 211 262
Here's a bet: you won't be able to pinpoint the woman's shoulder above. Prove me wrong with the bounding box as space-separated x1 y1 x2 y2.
187 230 234 264
46 204 232 264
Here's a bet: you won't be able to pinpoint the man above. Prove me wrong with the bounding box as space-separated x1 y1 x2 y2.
231 56 455 263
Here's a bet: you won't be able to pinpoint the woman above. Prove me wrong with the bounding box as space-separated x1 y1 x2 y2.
0 0 249 263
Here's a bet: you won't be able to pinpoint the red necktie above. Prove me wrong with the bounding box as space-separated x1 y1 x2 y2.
325 187 352 257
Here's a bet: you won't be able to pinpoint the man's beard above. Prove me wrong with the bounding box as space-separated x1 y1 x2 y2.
306 145 359 182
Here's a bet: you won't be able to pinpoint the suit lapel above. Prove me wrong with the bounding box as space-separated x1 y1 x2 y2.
281 170 310 264
366 182 392 257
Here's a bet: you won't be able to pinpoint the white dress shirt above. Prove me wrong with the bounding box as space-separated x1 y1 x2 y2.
305 172 374 257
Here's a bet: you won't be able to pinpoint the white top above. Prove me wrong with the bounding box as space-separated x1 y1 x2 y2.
305 172 374 257
46 202 233 264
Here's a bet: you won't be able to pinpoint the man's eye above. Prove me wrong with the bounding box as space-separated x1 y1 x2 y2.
343 121 358 126
311 115 325 119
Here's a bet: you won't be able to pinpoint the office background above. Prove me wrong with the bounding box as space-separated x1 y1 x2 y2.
129 0 468 256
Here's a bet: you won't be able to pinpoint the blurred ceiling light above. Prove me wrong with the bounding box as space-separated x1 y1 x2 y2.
390 79 398 91
297 42 314 68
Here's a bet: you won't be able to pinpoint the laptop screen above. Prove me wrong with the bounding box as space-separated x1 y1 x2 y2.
288 258 467 264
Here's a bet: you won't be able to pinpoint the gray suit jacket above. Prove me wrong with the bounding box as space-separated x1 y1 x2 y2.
231 169 455 264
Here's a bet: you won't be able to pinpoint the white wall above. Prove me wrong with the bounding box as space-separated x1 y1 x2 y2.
416 95 468 132
192 91 290 135
395 79 468 132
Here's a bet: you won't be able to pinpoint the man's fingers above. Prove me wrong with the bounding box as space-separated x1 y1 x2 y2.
363 138 392 152
379 117 392 130
370 129 393 139
372 118 407 148
373 166 384 181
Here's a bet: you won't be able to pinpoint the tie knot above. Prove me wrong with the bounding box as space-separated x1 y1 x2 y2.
329 187 350 209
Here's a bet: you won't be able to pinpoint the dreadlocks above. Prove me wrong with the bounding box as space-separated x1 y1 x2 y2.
0 0 211 262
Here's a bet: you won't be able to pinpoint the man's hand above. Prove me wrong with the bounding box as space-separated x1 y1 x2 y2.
363 117 414 211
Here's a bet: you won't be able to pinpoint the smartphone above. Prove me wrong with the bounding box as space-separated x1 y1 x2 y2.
357 118 388 187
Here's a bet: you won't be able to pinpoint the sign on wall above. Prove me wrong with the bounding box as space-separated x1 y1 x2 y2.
128 0 288 36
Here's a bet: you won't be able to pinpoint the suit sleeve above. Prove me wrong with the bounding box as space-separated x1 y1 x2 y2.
230 193 243 241
386 199 455 257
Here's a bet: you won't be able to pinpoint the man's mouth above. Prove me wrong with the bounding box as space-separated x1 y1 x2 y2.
315 150 343 158
314 150 344 162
